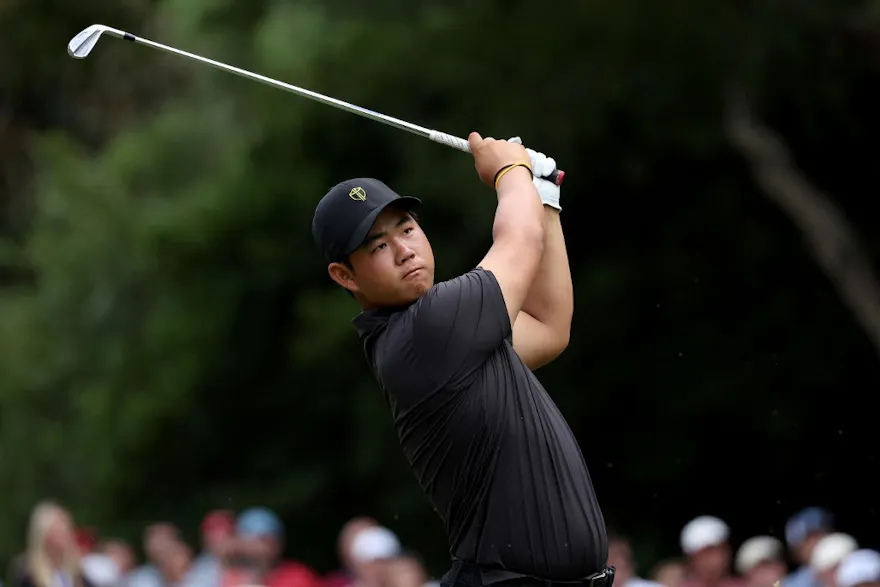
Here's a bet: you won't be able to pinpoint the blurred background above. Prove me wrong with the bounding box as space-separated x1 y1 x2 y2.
1 1 879 587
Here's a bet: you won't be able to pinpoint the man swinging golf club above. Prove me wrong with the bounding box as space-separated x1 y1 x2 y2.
312 132 612 587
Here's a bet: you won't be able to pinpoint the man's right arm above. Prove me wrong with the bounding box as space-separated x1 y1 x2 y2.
470 132 547 327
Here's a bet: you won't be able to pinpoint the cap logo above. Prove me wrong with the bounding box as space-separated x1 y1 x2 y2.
349 187 367 201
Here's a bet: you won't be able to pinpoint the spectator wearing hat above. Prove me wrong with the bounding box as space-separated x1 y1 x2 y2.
836 550 880 587
735 536 787 587
783 508 835 587
75 531 100 559
323 518 379 587
810 534 858 587
182 511 235 587
679 516 744 587
346 526 403 587
607 534 664 587
230 507 320 587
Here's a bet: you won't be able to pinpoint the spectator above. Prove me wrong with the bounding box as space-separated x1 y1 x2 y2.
348 527 402 587
607 534 663 587
157 543 192 587
231 507 320 587
75 531 99 558
80 555 120 587
183 511 235 587
679 516 744 587
379 556 432 587
784 508 835 587
99 542 135 577
16 501 94 587
836 551 880 587
323 518 380 587
735 536 787 587
126 524 181 587
651 559 688 587
810 534 858 587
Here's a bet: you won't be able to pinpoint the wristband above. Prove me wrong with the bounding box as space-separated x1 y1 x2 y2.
493 163 533 190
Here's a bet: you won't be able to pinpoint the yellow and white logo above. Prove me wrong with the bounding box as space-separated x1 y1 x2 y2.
349 187 367 201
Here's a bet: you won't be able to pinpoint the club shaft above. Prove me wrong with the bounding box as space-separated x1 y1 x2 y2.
113 31 466 148
91 27 564 185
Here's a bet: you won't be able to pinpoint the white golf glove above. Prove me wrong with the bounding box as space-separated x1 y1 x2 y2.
508 137 561 210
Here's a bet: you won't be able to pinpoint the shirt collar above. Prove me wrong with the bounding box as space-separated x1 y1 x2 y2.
352 307 398 339
351 297 418 338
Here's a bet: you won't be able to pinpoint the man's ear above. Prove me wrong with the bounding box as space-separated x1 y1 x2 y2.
328 262 360 293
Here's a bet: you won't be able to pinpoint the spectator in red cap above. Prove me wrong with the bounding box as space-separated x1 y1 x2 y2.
182 511 235 587
75 530 99 558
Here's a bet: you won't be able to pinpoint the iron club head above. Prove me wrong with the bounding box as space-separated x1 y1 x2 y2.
67 25 124 59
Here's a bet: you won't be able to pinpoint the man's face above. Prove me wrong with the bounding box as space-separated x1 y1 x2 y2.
796 531 828 564
691 544 731 579
144 524 178 563
102 541 135 574
204 525 233 555
339 518 378 571
747 561 787 587
329 207 435 307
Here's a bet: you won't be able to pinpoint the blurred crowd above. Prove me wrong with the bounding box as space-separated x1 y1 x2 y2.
611 508 878 587
4 503 879 587
3 502 437 587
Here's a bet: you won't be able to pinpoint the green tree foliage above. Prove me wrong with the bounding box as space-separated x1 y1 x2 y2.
1 0 879 576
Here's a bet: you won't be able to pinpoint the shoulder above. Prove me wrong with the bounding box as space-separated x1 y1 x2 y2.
626 578 665 587
783 568 817 587
415 267 500 306
407 267 505 333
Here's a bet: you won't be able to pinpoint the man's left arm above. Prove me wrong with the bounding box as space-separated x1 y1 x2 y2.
511 144 574 370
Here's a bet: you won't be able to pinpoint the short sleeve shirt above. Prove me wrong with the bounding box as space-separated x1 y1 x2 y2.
352 268 607 582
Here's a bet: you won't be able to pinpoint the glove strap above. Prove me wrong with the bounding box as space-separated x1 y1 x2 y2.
493 163 533 190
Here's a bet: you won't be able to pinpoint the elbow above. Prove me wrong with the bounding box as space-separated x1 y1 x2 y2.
526 225 546 258
493 221 545 261
558 326 571 353
518 218 546 258
552 326 571 359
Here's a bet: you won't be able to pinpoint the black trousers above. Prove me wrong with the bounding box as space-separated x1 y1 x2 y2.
439 561 616 587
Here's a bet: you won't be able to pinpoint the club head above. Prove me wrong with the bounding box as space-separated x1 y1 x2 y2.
67 24 115 59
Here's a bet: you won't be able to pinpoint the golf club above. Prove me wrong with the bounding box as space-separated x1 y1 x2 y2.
66 24 564 186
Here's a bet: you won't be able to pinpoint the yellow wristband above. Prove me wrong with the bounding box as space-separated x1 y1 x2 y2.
494 163 532 190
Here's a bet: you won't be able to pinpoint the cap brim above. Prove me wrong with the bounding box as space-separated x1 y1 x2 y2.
343 196 421 258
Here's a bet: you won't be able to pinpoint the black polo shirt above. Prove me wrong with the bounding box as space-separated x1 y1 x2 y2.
352 267 607 582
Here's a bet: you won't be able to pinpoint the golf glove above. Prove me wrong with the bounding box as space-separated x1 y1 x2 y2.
508 137 561 211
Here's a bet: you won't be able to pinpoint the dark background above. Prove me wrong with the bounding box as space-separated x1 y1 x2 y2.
1 0 879 578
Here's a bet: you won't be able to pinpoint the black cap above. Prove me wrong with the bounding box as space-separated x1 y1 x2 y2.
312 178 421 263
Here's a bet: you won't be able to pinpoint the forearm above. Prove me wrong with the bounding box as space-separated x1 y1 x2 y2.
492 167 546 245
520 207 574 334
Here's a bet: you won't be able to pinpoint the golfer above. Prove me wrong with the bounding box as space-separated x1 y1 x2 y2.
311 133 611 587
